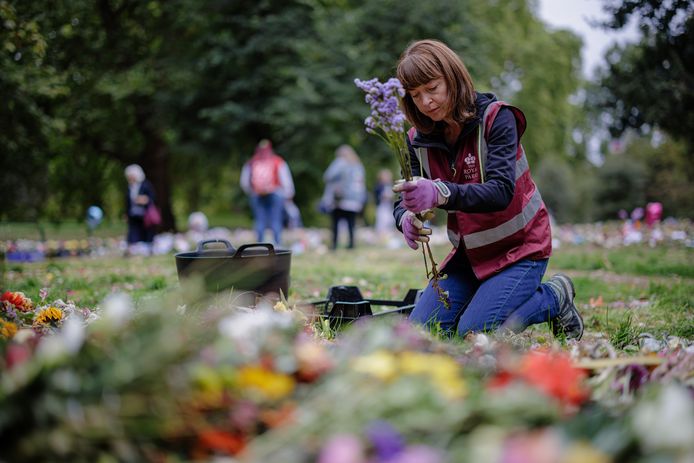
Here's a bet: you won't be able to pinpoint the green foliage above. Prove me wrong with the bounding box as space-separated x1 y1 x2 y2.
594 154 648 220
622 136 694 218
594 1 694 149
0 1 66 220
2 0 592 225
535 160 579 223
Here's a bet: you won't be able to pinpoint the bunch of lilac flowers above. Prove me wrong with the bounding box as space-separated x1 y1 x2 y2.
354 77 412 181
354 77 445 293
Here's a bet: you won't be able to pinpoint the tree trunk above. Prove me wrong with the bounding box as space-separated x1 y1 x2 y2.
136 107 177 232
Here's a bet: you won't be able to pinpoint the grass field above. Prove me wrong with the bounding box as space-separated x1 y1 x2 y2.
2 241 692 342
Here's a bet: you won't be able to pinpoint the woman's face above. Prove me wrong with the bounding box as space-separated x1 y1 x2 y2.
408 77 449 122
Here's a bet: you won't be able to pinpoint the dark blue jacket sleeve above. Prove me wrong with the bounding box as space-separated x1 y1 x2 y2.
441 108 517 213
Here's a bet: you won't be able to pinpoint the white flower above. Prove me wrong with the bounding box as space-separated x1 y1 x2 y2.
218 307 293 356
101 293 134 327
61 316 86 354
36 315 86 361
631 383 694 452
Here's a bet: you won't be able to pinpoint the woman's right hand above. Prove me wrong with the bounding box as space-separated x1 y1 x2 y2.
402 211 431 249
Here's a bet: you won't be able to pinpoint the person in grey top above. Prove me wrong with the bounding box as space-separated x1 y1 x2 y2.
322 145 367 249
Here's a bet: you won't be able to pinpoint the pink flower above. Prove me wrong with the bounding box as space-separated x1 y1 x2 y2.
392 445 444 463
500 429 562 463
318 434 365 463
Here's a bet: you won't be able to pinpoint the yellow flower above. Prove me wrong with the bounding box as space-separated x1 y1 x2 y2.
0 320 18 339
352 350 398 381
403 352 467 399
353 350 466 399
237 365 295 401
562 441 612 463
399 351 436 375
190 365 226 407
33 307 64 326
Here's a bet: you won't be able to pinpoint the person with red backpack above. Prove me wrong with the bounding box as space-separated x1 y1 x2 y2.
392 39 584 340
240 139 295 245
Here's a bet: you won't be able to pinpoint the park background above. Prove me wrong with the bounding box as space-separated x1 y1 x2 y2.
1 0 692 236
2 1 694 462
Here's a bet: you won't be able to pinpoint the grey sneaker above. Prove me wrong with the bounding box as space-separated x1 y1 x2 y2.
546 273 584 341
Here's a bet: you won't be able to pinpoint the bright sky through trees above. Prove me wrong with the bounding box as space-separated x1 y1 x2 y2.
538 0 639 78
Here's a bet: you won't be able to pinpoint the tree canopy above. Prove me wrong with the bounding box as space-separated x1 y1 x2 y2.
2 0 690 226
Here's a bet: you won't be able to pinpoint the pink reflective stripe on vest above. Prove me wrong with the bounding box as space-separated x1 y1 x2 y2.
462 187 543 249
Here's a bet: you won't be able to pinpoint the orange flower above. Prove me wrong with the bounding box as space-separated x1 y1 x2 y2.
259 402 296 428
295 340 333 382
1 291 34 312
518 350 589 406
195 429 246 456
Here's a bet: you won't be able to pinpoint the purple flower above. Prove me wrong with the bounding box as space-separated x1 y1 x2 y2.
366 420 405 460
612 363 650 394
355 77 411 177
354 77 407 134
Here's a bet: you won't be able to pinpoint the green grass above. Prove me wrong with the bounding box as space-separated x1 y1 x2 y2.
549 244 694 278
0 221 127 241
2 243 692 342
0 214 254 241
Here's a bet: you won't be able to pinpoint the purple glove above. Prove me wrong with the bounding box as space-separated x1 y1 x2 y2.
393 178 441 213
401 212 431 250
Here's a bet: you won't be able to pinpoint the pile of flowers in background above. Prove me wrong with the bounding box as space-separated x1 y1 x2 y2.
1 287 693 462
1 289 98 341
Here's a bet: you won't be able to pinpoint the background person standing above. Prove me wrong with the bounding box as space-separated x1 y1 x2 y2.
240 139 295 246
124 164 156 255
322 144 367 250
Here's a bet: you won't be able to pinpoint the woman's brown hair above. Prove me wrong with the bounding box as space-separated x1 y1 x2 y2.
396 39 476 134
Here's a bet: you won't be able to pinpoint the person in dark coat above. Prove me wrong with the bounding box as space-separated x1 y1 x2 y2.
124 164 156 254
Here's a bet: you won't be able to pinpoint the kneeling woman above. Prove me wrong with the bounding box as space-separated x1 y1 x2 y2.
393 39 583 340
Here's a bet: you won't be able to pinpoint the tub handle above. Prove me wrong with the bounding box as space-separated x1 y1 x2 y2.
236 243 276 256
196 239 236 254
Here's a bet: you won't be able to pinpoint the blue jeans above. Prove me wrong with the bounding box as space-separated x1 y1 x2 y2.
409 258 559 336
250 193 284 244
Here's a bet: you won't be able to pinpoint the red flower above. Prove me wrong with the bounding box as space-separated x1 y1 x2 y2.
1 291 34 312
518 350 589 406
195 429 246 456
487 370 514 389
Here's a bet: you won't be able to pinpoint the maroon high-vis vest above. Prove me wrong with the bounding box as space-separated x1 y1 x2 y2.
408 101 552 280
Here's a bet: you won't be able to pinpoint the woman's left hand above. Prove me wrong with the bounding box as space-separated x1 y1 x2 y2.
393 178 443 213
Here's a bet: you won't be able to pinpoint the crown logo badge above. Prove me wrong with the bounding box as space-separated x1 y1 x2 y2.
464 153 476 166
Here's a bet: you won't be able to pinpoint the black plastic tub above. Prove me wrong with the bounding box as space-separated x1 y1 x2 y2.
174 239 291 296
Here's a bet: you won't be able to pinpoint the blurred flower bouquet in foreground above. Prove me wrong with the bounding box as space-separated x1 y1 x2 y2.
355 78 444 290
1 286 694 462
